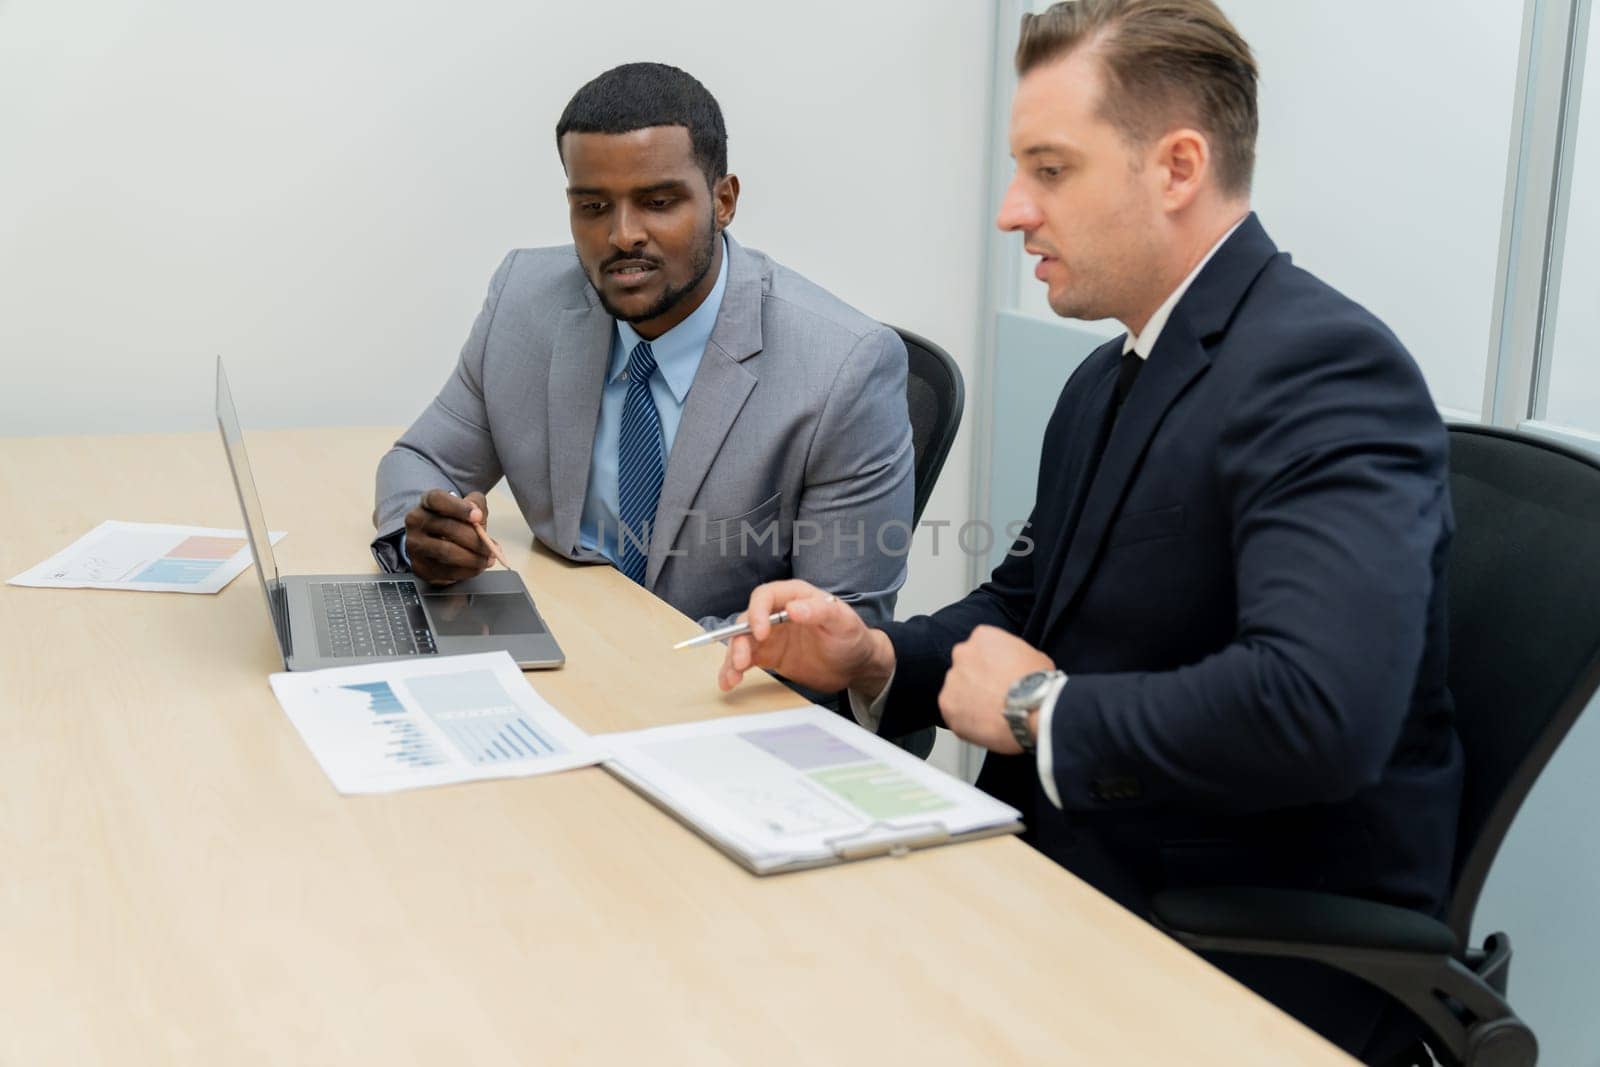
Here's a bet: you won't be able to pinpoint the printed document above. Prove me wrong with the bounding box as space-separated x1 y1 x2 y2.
269 651 602 795
8 520 285 594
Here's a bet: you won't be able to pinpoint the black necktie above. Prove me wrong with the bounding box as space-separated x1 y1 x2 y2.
1114 351 1143 414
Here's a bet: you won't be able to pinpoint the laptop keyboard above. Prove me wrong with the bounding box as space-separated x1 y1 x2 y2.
313 581 438 659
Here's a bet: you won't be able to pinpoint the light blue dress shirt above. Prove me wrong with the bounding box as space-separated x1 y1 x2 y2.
578 236 729 564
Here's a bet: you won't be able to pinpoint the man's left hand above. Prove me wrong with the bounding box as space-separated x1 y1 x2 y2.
938 626 1055 755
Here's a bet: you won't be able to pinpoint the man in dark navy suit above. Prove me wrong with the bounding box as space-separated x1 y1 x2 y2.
715 1 1460 1062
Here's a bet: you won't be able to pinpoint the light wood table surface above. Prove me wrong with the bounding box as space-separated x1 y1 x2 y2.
0 427 1352 1065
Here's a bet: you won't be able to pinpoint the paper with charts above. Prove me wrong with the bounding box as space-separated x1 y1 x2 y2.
269 651 603 795
7 520 286 594
601 705 1022 874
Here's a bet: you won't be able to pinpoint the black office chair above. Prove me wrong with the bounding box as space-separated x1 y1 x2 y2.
893 326 965 527
1149 425 1600 1066
883 326 965 761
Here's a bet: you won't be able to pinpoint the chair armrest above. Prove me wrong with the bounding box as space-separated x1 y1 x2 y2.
1150 886 1459 957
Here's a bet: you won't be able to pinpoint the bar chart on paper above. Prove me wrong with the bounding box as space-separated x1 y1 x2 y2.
268 652 603 795
341 681 447 770
403 669 566 765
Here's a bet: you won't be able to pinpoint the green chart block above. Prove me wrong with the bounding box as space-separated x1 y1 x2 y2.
809 762 954 820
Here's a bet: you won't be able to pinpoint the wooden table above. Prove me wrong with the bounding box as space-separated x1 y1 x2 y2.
0 428 1352 1065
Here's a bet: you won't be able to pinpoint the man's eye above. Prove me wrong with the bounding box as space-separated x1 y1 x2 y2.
578 201 607 215
647 198 675 210
1037 166 1064 181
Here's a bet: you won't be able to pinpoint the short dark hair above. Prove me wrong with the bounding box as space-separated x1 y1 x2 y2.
1016 0 1258 197
555 63 728 187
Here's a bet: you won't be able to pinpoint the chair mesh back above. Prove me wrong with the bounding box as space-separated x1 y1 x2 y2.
906 368 942 500
895 328 965 526
1446 427 1600 921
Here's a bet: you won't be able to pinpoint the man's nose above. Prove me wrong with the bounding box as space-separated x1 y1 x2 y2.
610 203 647 250
996 174 1040 233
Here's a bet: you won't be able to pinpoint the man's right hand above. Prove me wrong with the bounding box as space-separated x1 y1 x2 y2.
718 579 896 697
403 489 493 585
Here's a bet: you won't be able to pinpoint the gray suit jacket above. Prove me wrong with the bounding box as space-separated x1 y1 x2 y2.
374 234 914 630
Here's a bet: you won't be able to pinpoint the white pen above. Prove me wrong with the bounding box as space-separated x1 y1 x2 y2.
672 594 841 650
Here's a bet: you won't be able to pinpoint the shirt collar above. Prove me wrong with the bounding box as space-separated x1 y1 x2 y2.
611 234 730 403
1122 215 1247 360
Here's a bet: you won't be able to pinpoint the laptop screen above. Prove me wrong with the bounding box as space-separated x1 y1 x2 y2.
215 357 287 653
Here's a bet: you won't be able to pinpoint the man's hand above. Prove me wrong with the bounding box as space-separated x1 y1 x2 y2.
403 489 493 585
718 580 895 696
939 625 1055 755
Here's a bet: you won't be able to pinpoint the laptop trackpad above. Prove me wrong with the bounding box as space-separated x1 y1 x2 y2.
421 592 547 636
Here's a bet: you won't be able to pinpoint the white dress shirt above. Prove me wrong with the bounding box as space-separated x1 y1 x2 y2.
850 216 1245 808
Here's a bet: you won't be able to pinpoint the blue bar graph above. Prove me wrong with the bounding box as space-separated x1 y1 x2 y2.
336 681 445 767
341 681 404 714
382 719 446 768
402 670 564 766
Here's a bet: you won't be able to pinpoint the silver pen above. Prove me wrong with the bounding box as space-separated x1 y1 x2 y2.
672 594 846 650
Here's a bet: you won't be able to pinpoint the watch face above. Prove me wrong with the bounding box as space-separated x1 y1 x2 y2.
1009 670 1052 705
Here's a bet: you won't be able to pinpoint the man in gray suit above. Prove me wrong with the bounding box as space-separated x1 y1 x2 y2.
373 63 914 631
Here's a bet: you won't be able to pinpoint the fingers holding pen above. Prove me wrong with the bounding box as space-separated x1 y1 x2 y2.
426 488 509 569
460 492 513 569
719 635 753 691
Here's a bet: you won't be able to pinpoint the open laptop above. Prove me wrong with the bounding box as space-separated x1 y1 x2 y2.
215 358 564 671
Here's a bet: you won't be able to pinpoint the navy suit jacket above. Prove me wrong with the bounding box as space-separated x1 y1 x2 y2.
883 215 1463 917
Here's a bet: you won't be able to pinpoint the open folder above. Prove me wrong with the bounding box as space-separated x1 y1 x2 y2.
600 705 1023 874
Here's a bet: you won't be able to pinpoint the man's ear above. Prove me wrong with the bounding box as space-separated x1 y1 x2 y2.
714 174 740 230
1157 128 1209 212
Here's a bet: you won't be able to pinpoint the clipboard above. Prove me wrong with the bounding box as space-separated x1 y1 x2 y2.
599 716 1025 876
605 758 1024 874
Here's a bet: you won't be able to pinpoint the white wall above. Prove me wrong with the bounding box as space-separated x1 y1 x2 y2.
0 0 991 618
1238 1 1521 417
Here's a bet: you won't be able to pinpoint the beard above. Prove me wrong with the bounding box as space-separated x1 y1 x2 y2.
592 217 719 325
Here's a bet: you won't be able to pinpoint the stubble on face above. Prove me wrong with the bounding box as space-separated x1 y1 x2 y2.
1043 186 1160 324
591 213 717 325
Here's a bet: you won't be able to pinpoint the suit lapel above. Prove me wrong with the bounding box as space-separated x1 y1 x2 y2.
1037 213 1281 642
1039 326 1210 641
1025 350 1121 636
547 302 613 555
646 235 765 586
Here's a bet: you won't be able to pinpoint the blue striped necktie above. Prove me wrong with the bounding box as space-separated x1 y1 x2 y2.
617 340 665 585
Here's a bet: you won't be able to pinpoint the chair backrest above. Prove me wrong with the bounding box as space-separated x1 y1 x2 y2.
1444 425 1600 940
892 326 965 526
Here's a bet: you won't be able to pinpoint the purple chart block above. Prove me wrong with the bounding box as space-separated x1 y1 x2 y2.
739 723 869 770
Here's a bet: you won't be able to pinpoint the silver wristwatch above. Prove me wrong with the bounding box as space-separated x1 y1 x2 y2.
1003 669 1064 752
